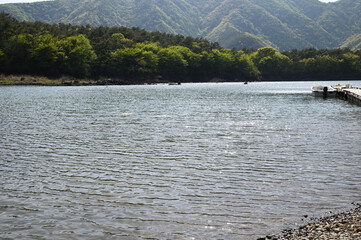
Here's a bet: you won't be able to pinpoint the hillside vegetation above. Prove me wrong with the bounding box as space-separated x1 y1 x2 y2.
341 34 361 51
0 0 361 51
1 13 361 84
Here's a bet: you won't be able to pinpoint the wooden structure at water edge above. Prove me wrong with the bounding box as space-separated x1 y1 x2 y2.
336 87 361 106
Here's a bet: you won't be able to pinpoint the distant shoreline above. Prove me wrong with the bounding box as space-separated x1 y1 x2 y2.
1 75 360 86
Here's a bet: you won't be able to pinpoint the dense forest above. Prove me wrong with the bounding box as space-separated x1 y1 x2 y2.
1 0 361 51
1 13 361 84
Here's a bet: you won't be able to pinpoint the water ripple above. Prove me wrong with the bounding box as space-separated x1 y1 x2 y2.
1 82 360 239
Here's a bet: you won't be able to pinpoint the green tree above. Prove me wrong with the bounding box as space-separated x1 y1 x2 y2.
110 33 126 50
167 46 201 78
111 46 158 77
191 42 201 53
134 42 161 53
157 47 188 80
341 52 361 74
0 49 4 72
32 32 60 76
6 34 35 74
237 54 260 80
0 13 17 49
315 55 342 74
58 34 97 78
204 49 234 79
298 57 317 74
252 47 292 77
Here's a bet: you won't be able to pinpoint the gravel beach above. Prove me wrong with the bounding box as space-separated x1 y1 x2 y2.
258 203 361 240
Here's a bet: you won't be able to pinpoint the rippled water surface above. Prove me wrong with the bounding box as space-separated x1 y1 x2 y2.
1 81 360 239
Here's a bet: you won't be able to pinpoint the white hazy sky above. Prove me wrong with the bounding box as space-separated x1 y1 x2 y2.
0 0 340 3
0 0 48 3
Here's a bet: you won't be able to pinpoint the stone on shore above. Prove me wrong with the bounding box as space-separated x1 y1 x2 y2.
259 203 361 240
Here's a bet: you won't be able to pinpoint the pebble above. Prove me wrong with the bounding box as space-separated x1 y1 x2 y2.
258 203 361 240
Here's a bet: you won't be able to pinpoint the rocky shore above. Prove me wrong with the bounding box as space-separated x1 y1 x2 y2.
258 203 361 240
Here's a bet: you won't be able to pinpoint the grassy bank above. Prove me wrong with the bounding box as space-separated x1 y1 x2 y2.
0 74 177 86
0 75 105 86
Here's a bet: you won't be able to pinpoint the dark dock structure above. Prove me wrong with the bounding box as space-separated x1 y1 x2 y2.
337 87 361 106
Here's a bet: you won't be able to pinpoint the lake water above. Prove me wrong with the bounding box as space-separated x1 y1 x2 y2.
0 81 360 239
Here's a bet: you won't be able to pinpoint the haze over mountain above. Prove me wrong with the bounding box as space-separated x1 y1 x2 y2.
1 0 360 50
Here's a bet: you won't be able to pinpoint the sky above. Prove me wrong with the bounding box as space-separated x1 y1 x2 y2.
0 0 49 3
0 0 340 3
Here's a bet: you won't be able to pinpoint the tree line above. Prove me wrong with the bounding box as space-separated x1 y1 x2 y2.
1 13 361 83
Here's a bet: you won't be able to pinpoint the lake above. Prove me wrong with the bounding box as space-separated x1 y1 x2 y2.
1 81 360 239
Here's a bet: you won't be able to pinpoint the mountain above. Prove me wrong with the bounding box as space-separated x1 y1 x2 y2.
341 34 361 50
1 0 361 51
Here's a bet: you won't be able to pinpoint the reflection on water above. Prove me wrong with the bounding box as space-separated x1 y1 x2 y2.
1 81 360 239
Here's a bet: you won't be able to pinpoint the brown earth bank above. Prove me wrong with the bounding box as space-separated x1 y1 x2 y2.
258 203 361 240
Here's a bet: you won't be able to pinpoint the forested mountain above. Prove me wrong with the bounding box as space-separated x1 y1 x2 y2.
341 34 361 50
1 0 361 51
1 13 361 83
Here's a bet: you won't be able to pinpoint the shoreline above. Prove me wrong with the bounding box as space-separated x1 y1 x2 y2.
1 75 360 86
258 203 361 240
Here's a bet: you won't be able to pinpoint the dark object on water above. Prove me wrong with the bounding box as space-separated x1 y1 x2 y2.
323 86 328 98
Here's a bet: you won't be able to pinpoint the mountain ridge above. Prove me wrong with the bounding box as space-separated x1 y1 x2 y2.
1 0 361 50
